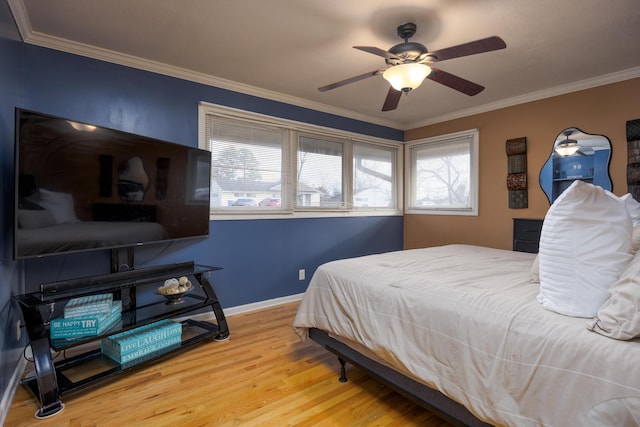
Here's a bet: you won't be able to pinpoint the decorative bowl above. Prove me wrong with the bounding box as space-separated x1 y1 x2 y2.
156 277 193 304
156 287 192 304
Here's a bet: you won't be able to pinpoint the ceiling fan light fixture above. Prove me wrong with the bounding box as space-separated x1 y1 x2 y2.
383 63 431 92
555 130 580 156
555 142 580 156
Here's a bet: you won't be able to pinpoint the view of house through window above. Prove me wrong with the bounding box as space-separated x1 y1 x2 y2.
200 103 402 217
297 135 343 208
207 117 285 208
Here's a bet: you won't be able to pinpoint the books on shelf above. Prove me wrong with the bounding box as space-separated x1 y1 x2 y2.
118 342 182 369
103 335 182 364
64 293 113 319
50 301 122 339
101 319 182 364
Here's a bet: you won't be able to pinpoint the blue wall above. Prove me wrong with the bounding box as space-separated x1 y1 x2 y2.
19 45 404 307
16 44 407 297
0 0 27 418
1 15 404 412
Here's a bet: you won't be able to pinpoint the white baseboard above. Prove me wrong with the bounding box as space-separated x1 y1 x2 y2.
224 293 304 316
175 293 305 323
1 355 27 427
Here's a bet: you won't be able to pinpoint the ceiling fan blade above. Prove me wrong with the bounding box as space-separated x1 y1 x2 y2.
354 46 400 61
382 87 402 111
427 67 484 96
318 69 384 92
425 36 506 62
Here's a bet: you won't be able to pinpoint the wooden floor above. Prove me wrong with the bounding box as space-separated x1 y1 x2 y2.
6 302 453 426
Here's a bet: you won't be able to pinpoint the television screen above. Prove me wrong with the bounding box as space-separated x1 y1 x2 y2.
14 108 211 259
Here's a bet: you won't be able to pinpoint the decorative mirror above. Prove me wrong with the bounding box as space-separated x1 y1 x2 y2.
539 127 612 203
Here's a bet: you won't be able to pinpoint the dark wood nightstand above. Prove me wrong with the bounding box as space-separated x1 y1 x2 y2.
513 218 543 253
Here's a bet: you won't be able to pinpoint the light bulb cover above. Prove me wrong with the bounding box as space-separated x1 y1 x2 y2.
555 142 580 156
383 63 431 91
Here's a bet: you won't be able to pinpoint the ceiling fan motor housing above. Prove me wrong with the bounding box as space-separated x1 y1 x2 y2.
386 23 429 65
387 42 428 64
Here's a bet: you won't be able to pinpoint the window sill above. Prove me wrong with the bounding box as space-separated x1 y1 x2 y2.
209 210 403 220
404 208 478 216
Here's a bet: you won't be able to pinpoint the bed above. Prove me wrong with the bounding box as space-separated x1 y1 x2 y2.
293 182 640 426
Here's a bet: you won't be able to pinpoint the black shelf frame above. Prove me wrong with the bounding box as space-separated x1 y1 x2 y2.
15 261 229 418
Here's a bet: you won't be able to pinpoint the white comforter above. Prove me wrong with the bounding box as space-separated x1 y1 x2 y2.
293 245 640 426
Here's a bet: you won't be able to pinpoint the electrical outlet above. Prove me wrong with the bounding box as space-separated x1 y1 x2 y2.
16 320 22 341
298 269 305 281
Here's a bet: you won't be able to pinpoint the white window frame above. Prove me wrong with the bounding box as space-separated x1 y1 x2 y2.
352 140 399 211
199 102 403 219
404 128 479 216
295 131 348 211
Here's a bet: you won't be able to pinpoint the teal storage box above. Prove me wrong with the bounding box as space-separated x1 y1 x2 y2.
101 319 182 364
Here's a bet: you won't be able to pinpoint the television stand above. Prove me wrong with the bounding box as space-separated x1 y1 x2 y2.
15 261 229 418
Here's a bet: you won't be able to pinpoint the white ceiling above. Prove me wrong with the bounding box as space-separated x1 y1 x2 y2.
8 0 640 130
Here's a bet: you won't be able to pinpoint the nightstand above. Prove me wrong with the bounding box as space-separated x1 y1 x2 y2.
513 218 543 253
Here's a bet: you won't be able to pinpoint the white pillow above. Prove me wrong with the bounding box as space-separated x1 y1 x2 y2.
39 189 79 224
632 225 640 255
537 181 632 317
587 248 640 339
530 254 540 284
621 193 640 226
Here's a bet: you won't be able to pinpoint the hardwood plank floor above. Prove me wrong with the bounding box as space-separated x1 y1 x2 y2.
5 302 453 426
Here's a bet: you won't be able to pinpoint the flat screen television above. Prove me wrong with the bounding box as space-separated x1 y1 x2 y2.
14 108 212 260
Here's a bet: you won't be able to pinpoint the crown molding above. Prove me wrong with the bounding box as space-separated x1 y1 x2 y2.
405 66 640 130
9 0 640 133
7 1 401 130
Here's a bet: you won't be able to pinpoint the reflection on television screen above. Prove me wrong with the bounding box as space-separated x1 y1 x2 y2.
14 108 212 259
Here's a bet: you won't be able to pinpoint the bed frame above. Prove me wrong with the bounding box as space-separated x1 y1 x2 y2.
304 132 640 424
309 328 492 427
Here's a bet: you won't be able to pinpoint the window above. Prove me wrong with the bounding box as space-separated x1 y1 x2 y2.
297 134 344 208
405 129 479 215
206 116 287 209
353 142 396 209
199 102 401 218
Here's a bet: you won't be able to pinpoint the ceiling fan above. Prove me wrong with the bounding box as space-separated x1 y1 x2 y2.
555 130 586 156
318 23 506 111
